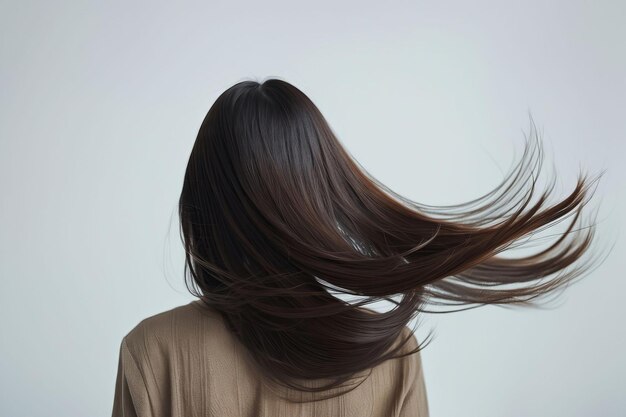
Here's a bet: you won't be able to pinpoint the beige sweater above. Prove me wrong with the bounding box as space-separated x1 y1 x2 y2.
111 299 429 417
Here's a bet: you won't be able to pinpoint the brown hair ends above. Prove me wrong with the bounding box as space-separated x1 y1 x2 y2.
178 77 611 402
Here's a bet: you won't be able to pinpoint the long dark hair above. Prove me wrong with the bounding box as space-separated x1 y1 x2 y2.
178 77 610 401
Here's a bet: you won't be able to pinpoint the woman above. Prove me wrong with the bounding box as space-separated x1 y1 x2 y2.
111 78 606 417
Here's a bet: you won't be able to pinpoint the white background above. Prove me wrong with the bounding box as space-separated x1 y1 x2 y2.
1 1 624 416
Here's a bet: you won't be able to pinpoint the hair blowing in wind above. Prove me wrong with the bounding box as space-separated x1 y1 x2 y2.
178 78 609 402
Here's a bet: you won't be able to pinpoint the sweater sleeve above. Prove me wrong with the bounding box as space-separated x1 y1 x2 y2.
111 336 153 417
397 332 430 417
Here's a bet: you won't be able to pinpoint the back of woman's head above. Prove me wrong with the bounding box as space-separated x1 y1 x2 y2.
178 77 609 401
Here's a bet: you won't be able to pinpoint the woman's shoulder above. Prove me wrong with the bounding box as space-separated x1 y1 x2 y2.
121 299 226 359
